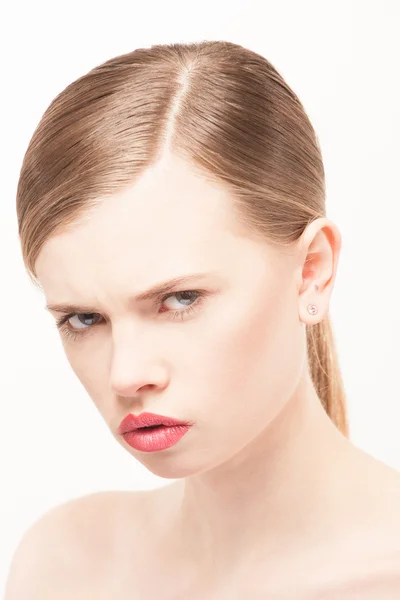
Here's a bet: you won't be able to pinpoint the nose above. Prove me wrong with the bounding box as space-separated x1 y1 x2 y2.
109 324 170 399
110 365 170 399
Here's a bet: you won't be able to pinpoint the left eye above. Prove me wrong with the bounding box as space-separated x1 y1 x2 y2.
160 290 200 312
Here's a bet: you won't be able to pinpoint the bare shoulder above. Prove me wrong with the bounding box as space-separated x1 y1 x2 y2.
3 490 148 599
323 449 400 597
355 449 400 532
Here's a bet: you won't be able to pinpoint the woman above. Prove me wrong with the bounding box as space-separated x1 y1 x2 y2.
6 40 400 598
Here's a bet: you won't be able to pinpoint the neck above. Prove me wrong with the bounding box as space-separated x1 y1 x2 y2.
175 370 354 575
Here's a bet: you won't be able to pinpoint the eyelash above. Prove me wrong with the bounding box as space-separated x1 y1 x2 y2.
54 290 207 342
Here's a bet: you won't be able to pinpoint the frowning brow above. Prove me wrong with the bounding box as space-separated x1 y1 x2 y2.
45 272 216 314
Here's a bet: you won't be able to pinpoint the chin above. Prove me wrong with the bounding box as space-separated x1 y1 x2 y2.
132 450 222 480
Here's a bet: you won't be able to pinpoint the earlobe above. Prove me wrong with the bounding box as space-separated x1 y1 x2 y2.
307 304 318 315
300 284 321 323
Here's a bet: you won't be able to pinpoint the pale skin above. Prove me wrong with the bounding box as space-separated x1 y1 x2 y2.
5 151 400 598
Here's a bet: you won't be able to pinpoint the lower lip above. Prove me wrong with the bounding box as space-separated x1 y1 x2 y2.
122 424 191 452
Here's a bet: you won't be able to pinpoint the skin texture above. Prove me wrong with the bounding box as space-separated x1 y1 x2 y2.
17 150 400 596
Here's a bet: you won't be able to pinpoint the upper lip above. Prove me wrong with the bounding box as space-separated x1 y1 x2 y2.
118 411 190 434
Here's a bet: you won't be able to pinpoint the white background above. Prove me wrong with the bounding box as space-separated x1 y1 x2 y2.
1 0 399 593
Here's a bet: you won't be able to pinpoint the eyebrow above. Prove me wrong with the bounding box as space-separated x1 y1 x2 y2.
45 272 215 314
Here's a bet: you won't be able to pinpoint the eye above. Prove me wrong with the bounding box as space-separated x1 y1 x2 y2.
63 313 102 330
55 289 207 342
160 290 200 313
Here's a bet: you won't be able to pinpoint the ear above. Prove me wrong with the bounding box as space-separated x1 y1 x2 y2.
296 217 342 325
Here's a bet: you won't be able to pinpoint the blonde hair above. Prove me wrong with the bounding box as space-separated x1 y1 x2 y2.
16 40 349 437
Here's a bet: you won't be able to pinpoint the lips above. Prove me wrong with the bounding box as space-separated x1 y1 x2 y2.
122 422 191 452
117 411 190 435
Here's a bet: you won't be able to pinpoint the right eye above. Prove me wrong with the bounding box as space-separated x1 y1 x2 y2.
56 312 103 332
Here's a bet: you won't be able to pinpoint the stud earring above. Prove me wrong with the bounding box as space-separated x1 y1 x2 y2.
307 304 318 315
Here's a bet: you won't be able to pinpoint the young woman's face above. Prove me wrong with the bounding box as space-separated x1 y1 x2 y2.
35 152 308 478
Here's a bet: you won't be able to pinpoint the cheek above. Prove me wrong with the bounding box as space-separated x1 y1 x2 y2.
190 289 303 429
63 344 109 414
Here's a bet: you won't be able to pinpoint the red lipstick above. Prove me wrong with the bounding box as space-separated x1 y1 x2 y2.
118 411 192 452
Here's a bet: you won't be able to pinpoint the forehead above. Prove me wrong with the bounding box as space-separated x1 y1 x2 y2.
35 154 250 291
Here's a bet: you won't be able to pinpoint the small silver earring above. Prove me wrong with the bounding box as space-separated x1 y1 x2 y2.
307 304 318 315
